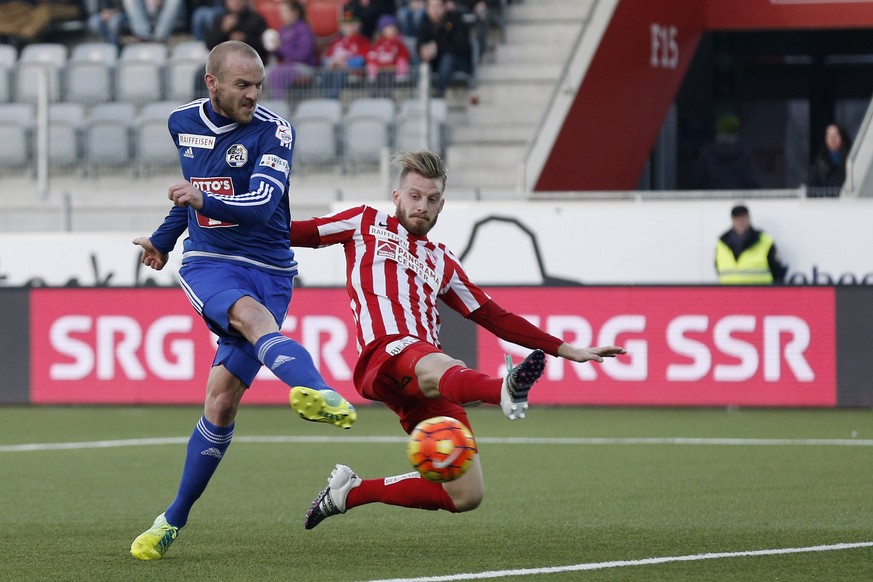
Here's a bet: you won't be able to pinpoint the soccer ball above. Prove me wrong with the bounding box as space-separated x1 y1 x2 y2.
407 416 477 483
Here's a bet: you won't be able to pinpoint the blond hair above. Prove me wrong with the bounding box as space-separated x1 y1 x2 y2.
392 150 447 193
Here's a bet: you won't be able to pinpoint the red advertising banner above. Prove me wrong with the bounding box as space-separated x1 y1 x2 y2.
30 288 362 405
30 287 838 407
476 287 837 407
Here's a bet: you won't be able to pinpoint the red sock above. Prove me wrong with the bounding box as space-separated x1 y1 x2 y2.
438 365 502 405
346 473 458 512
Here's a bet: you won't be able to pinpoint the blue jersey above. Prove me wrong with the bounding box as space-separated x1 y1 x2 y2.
150 99 298 276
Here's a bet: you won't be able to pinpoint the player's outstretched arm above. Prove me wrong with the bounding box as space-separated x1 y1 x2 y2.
132 237 169 271
556 343 626 364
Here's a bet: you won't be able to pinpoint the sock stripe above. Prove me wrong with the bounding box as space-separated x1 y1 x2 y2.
256 334 292 363
196 418 234 445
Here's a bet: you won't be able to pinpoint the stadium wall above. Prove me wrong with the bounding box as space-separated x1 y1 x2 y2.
2 285 872 408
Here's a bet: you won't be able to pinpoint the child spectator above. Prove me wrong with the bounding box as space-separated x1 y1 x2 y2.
86 0 128 46
366 14 409 96
266 0 317 99
321 12 370 99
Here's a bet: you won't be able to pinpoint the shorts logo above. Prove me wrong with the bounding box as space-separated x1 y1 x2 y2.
385 336 418 356
260 153 290 177
275 125 293 145
178 134 216 149
226 144 248 167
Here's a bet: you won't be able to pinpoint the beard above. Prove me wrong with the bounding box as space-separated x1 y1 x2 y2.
397 208 437 235
214 92 256 124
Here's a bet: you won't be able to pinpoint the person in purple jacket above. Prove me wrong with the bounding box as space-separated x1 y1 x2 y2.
266 0 318 99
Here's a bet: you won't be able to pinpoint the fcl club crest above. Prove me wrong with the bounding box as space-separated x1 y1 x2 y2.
226 144 248 167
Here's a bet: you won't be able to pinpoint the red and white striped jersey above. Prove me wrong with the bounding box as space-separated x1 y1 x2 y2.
292 205 491 350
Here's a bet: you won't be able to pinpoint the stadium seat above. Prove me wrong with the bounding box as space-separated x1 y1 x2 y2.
0 102 33 169
67 42 118 104
117 43 167 105
48 102 85 167
342 97 395 170
85 102 136 172
135 100 180 174
15 43 68 104
167 41 209 103
395 98 448 155
258 99 293 121
291 98 342 165
0 44 17 103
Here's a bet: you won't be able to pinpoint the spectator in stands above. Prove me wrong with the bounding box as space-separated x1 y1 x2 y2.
189 0 225 41
0 0 81 47
321 12 370 99
86 0 128 46
448 0 502 62
416 0 473 98
346 0 396 40
265 0 317 100
204 0 268 62
715 204 787 285
689 113 762 190
807 123 851 198
121 0 186 42
366 14 410 96
396 0 424 38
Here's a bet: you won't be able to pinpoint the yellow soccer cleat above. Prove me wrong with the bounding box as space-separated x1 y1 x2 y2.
130 513 178 560
290 386 357 429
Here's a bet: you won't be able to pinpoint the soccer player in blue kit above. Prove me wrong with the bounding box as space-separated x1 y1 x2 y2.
129 40 356 560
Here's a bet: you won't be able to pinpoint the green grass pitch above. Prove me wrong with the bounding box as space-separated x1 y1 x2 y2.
1 405 872 581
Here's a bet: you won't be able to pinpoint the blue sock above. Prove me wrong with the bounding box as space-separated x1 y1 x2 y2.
165 416 233 528
255 332 332 391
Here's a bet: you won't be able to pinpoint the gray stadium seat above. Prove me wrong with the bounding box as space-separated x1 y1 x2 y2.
342 97 395 170
395 98 448 155
15 43 67 104
117 43 167 105
258 99 292 122
135 100 179 174
85 101 136 172
0 44 17 103
48 102 85 167
0 102 33 169
67 42 117 104
167 41 209 103
291 98 342 165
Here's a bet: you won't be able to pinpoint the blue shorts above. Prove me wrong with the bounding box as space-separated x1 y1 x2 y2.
179 260 295 387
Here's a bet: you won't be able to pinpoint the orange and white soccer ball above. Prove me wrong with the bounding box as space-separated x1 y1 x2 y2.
407 416 477 483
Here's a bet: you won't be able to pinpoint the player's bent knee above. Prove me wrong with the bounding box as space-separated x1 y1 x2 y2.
449 489 484 512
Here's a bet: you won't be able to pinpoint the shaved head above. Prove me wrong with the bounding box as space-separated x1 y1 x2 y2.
206 40 263 79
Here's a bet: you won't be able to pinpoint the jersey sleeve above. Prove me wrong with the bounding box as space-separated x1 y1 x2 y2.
150 203 188 254
198 123 294 227
291 205 367 247
438 247 491 317
467 299 564 357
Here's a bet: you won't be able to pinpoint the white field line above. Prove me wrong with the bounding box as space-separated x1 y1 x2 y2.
360 542 873 582
2 435 873 452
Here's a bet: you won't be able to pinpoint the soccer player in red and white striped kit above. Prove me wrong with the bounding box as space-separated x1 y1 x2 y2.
293 149 625 529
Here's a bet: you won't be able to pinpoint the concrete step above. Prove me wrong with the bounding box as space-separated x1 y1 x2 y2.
476 63 564 83
504 22 582 45
446 143 524 188
491 44 572 65
508 1 593 22
451 123 534 144
463 105 542 125
472 82 553 107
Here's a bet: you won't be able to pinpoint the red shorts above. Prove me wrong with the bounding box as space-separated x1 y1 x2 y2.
354 335 471 434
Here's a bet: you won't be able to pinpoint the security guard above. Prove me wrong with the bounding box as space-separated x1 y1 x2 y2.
715 204 787 284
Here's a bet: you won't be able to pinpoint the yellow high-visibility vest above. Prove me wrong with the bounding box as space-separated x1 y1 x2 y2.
716 233 774 284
